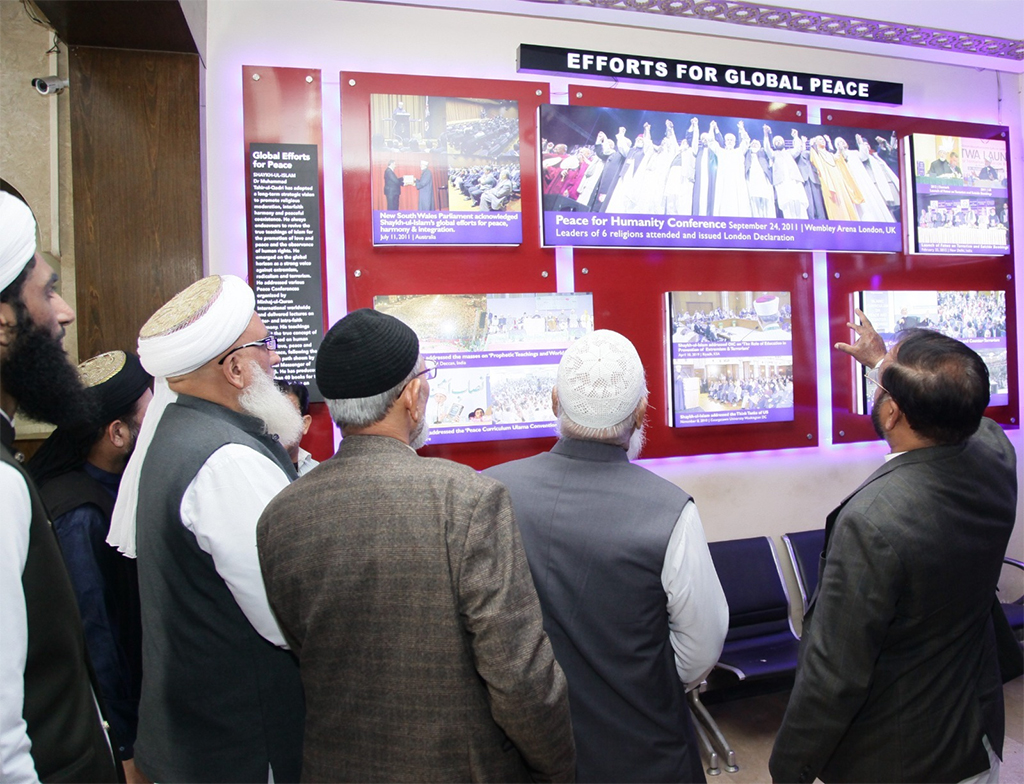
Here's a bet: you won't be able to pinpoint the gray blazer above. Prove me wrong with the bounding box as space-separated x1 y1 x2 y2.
770 418 1017 783
257 434 575 782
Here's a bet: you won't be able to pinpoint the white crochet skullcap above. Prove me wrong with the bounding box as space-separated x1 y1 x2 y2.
557 330 645 429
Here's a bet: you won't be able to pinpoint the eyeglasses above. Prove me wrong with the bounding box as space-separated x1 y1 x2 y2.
865 365 888 396
414 361 437 381
218 334 278 364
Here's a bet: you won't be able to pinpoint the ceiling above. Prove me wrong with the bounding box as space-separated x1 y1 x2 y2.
355 0 1024 73
27 1 1024 73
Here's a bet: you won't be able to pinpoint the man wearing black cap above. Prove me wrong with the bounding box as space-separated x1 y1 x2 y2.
28 350 152 777
257 308 576 782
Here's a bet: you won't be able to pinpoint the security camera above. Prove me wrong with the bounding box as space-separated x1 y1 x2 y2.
31 76 68 96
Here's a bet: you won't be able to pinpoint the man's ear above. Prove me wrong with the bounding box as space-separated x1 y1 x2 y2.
404 378 423 422
634 396 649 428
301 413 312 435
881 395 902 432
221 354 247 390
107 419 128 450
0 301 17 348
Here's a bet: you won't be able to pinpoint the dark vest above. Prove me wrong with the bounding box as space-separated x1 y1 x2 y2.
134 396 303 783
485 439 704 783
1 417 119 783
39 465 143 760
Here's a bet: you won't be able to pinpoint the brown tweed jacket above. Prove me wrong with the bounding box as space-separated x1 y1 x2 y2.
257 434 575 783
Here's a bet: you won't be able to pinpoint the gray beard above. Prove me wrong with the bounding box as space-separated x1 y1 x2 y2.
239 361 305 449
626 423 646 461
410 416 430 450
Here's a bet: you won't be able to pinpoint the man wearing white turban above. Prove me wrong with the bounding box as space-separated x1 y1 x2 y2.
109 274 305 783
0 191 121 782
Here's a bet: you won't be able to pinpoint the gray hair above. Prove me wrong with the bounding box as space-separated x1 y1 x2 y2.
555 391 646 449
326 357 422 429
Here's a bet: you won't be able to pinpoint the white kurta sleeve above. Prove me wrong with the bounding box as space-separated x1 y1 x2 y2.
0 463 41 784
180 444 292 648
661 501 729 690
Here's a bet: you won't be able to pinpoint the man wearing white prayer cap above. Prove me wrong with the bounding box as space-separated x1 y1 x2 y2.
484 329 728 783
110 274 304 783
0 191 121 781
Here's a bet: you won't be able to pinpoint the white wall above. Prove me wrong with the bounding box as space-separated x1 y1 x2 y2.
203 1 1024 598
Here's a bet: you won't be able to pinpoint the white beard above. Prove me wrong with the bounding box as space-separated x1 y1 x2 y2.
239 361 305 449
626 423 646 461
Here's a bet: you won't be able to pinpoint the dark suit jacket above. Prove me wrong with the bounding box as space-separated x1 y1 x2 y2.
770 419 1017 783
383 167 402 199
257 435 575 782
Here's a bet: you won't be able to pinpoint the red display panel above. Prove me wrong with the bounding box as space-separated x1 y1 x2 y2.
828 253 1018 444
340 73 559 469
340 72 554 306
574 249 818 458
824 111 1017 444
243 65 333 461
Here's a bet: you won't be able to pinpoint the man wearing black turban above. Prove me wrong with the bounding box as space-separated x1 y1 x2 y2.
28 350 152 778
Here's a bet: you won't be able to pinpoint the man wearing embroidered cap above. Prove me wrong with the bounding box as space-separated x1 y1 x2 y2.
0 192 120 781
257 308 575 782
110 274 305 782
28 350 152 776
485 329 728 783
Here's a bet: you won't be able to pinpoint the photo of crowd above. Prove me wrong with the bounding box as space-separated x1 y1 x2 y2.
667 291 795 428
374 292 594 442
909 133 1010 255
669 291 792 343
539 104 901 223
857 289 1009 412
673 359 794 416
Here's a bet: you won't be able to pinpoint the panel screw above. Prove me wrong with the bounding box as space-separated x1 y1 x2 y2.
349 79 356 86
353 270 361 277
541 270 549 278
839 430 845 437
252 73 260 81
802 272 808 279
834 272 840 278
581 267 589 274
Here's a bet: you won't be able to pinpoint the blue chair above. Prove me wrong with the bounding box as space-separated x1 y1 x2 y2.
782 529 826 614
707 536 800 682
1000 557 1024 636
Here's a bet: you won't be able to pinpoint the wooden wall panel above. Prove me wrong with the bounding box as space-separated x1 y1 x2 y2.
69 47 202 358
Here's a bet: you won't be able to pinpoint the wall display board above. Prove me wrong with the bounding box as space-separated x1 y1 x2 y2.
666 291 794 428
828 255 1018 444
572 249 817 458
341 72 553 312
374 292 594 444
822 110 1017 444
370 94 522 245
906 133 1010 255
540 102 901 252
852 290 1009 415
243 65 327 400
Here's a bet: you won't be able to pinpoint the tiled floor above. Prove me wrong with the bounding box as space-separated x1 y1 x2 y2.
697 676 1024 782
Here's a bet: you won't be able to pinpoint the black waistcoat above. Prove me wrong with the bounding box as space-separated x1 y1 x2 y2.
133 396 304 783
1 417 119 782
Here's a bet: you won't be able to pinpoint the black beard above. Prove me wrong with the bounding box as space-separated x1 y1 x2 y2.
870 398 886 441
1 319 96 428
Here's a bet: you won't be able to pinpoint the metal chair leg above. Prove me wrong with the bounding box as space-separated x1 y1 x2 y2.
691 710 721 776
688 687 739 773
